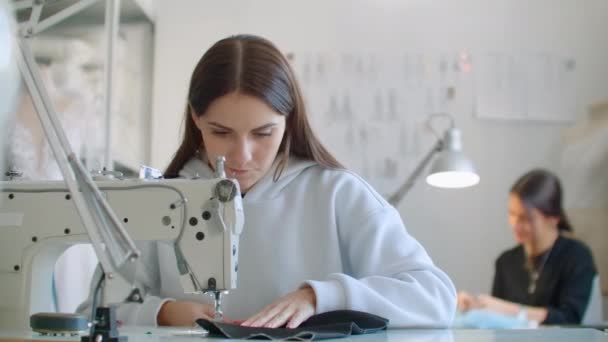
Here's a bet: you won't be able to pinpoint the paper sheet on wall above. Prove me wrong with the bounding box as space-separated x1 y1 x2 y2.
474 53 579 122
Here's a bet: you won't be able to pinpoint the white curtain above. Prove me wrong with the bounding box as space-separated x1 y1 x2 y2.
560 101 608 296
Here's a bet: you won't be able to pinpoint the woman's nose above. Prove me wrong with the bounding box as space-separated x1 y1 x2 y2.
229 137 252 165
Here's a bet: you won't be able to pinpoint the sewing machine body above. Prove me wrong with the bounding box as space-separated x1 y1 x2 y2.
0 178 243 330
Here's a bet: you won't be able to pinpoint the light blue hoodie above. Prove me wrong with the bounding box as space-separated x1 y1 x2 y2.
79 156 457 327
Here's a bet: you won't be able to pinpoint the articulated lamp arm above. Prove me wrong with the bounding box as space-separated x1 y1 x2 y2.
16 32 141 291
13 0 148 310
386 139 443 206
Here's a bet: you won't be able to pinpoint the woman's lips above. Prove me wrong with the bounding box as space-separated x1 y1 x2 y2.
228 167 248 176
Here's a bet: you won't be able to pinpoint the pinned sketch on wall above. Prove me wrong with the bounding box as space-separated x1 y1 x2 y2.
474 53 579 122
289 51 474 194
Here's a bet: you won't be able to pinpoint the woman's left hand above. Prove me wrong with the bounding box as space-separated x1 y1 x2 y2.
241 286 316 329
457 291 481 312
476 294 519 315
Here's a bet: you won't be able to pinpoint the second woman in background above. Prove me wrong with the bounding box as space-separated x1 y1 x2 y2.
459 169 597 324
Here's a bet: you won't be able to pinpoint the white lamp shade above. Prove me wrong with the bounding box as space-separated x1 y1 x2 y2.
386 119 479 206
425 128 480 188
426 170 480 188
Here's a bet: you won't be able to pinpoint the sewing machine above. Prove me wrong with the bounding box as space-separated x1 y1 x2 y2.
0 174 244 331
2 0 243 338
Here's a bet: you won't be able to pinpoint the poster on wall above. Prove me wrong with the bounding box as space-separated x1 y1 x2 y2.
474 52 579 122
289 50 474 195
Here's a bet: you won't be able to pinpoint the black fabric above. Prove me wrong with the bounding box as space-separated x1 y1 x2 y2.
491 235 597 324
196 310 388 340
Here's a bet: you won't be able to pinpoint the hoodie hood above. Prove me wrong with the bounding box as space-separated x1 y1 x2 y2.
179 155 317 201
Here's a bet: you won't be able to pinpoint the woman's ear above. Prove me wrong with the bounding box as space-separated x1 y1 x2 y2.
533 208 560 228
547 215 560 227
191 112 203 131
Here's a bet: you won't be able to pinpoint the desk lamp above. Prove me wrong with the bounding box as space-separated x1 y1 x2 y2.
387 113 479 206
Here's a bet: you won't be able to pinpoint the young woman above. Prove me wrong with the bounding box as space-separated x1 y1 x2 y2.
82 34 456 329
458 169 597 324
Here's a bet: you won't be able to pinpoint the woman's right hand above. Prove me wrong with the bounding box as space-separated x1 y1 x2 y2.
157 300 215 326
457 291 480 312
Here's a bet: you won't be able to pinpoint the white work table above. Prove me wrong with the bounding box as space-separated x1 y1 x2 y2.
1 326 607 342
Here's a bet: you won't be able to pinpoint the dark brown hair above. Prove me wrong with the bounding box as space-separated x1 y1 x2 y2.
510 169 572 232
165 34 342 178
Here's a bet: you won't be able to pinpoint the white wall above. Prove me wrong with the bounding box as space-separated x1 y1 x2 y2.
150 0 608 295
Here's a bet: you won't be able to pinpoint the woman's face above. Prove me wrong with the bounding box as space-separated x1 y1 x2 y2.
507 193 557 244
192 92 286 192
508 194 535 244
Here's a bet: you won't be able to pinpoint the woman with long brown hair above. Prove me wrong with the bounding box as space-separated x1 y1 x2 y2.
100 34 456 328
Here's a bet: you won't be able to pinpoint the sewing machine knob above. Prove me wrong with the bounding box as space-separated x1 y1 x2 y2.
207 278 217 290
127 288 144 303
215 180 237 202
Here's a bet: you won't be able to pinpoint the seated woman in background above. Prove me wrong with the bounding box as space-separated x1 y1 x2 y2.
458 169 598 324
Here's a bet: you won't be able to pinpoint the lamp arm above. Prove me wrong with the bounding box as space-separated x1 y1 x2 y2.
387 138 443 206
14 4 141 291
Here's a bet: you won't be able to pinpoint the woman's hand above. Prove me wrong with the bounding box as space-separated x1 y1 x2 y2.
241 286 316 329
476 294 520 315
459 293 547 322
457 291 481 312
458 292 514 314
157 300 215 326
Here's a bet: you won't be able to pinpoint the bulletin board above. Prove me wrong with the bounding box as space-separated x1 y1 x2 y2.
289 50 475 195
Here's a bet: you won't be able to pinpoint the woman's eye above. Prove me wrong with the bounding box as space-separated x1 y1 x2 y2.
212 131 230 136
254 132 272 137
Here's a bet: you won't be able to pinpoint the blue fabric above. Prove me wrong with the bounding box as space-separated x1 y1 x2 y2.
453 310 530 329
